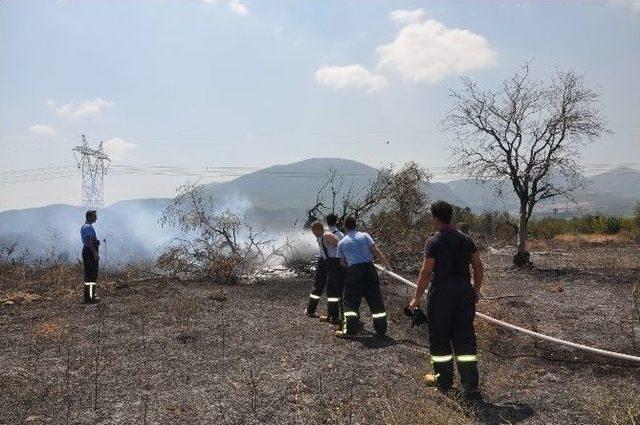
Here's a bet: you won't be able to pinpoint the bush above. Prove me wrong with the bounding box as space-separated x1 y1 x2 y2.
447 207 517 246
530 214 631 239
158 183 279 283
305 162 432 269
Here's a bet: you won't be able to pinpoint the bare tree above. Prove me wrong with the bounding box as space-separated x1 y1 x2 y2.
306 162 431 267
306 162 430 229
159 182 278 283
444 63 607 266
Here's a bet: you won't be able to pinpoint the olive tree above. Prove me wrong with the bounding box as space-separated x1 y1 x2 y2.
444 64 607 266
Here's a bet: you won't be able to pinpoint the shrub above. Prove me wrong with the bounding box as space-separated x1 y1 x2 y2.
158 183 279 283
530 214 630 239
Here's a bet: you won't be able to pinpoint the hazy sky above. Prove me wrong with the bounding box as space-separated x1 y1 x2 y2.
1 0 639 211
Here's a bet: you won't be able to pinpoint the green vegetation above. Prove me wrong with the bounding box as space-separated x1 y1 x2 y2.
450 202 640 243
528 203 640 239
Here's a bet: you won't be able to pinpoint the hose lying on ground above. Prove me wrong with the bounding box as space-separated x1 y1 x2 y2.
374 264 640 364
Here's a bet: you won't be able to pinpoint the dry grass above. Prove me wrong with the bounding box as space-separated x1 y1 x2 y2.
32 317 64 340
569 245 640 270
1 290 42 305
2 245 639 424
0 260 139 304
554 232 634 246
527 233 635 253
578 387 640 425
379 389 473 425
527 239 640 271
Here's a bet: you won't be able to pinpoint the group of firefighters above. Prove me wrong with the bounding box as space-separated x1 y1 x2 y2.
304 201 484 400
80 200 484 400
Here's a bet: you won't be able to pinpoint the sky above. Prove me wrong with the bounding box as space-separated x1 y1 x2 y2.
1 0 639 211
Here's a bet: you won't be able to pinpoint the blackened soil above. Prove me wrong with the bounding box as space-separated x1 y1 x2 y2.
1 246 639 424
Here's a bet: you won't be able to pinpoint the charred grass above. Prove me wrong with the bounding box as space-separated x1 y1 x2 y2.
1 243 640 424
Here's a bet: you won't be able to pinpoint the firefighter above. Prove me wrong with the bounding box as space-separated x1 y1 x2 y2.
408 201 484 399
318 213 346 324
305 221 338 317
335 216 391 337
81 210 100 304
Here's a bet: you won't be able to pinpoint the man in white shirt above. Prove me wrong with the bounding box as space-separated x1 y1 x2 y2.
305 220 340 318
318 213 345 324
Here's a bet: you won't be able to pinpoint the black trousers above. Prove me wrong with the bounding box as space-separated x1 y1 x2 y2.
426 280 478 393
342 262 387 335
306 258 327 314
82 247 99 302
325 258 346 320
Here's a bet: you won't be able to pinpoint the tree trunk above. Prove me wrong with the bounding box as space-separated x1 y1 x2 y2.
513 202 531 267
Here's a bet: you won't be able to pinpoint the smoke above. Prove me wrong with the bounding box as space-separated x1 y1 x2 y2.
0 192 305 269
265 229 319 266
218 193 253 216
0 200 174 267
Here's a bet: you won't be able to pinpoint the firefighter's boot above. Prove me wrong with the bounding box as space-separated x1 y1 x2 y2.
431 354 454 393
456 355 480 397
371 311 387 335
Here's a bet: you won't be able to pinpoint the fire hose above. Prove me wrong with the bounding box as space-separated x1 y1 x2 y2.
374 264 640 364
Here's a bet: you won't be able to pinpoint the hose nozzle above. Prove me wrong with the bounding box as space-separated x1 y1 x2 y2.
403 305 428 327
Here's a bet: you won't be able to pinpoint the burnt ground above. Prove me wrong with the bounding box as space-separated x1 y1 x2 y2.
1 245 639 424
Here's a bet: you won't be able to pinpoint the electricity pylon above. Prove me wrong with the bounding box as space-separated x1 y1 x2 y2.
72 135 110 207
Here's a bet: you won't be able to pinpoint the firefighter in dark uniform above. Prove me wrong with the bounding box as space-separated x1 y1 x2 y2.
319 214 346 324
305 221 340 318
335 216 391 337
409 201 484 399
80 210 100 303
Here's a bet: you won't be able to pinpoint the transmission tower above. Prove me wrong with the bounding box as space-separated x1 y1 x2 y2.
72 135 111 207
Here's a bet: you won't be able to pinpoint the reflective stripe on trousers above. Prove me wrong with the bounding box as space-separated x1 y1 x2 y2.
456 354 478 362
431 354 453 363
343 311 358 333
84 282 96 299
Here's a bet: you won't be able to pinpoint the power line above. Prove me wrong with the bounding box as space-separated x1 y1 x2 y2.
3 162 639 176
1 162 638 185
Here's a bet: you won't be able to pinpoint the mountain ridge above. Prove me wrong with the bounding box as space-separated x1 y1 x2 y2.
1 158 638 261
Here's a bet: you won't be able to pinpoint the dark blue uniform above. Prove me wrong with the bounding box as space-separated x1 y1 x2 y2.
338 231 387 335
424 226 479 393
80 223 100 303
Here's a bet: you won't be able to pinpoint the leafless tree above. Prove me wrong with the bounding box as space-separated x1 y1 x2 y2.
444 63 608 266
305 163 431 268
159 182 278 283
306 163 430 229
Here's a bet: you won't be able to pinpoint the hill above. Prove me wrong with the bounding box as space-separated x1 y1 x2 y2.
206 158 377 210
1 158 639 261
442 166 640 216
